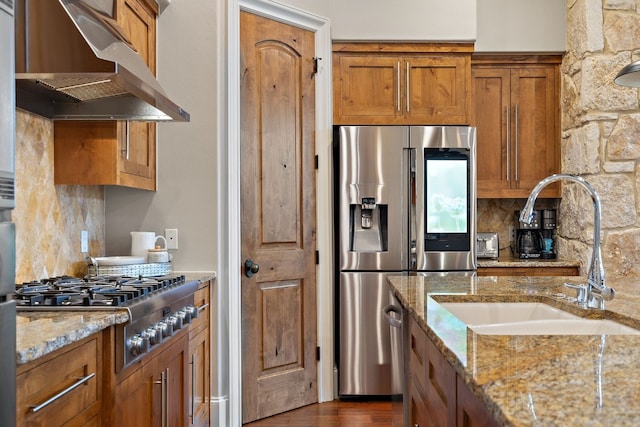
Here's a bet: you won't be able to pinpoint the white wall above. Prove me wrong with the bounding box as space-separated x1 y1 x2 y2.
476 0 566 52
279 0 476 40
105 0 220 273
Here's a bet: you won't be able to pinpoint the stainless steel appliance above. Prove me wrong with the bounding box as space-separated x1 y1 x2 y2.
477 232 499 259
0 1 17 426
513 209 548 259
336 125 476 397
14 0 189 122
15 274 199 372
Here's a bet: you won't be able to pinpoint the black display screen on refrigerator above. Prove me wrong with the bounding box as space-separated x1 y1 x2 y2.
424 148 471 251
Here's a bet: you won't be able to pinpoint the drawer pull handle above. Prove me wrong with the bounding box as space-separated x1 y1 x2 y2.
197 303 210 313
30 372 96 413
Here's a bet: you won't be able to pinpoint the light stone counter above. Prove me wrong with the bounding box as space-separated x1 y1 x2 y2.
16 310 130 365
387 273 640 427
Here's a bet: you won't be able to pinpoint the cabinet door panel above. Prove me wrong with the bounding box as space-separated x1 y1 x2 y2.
472 68 510 195
407 56 469 124
117 0 156 182
510 67 558 193
334 55 401 122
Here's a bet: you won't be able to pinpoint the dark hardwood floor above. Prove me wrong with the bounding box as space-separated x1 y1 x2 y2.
244 400 393 426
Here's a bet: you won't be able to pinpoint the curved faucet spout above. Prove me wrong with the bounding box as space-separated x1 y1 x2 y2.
519 174 615 308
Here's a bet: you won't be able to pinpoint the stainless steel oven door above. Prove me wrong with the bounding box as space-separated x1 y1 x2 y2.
0 299 16 427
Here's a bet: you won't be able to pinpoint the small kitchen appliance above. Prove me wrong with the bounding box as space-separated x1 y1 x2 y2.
514 210 546 259
477 232 499 259
540 209 557 259
335 125 476 397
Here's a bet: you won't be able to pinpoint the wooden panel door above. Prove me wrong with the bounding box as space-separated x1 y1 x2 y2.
510 67 558 194
472 67 511 196
406 55 469 124
333 55 402 122
240 10 318 423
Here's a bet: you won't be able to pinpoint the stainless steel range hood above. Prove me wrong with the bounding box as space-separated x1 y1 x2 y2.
15 0 189 122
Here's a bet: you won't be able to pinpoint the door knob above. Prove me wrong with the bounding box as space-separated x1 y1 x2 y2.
244 258 260 277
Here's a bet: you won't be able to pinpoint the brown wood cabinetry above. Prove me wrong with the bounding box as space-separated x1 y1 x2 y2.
408 315 500 427
408 315 456 427
189 281 211 427
477 265 580 277
472 55 562 199
456 376 500 427
17 334 102 427
333 43 473 125
113 330 189 427
53 0 158 191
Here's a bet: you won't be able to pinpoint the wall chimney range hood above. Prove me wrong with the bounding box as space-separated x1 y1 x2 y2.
15 0 189 122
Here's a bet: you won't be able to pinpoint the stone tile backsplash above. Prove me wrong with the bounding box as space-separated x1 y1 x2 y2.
13 111 104 282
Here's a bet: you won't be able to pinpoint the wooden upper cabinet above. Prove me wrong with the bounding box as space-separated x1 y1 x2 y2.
333 42 473 125
472 55 562 199
54 0 158 191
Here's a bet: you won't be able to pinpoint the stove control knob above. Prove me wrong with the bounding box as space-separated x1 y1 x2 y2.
177 309 191 325
185 304 199 320
128 334 149 356
144 327 161 346
157 320 173 338
169 314 183 331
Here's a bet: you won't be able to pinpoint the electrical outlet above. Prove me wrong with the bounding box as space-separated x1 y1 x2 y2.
165 228 179 249
509 226 515 243
81 230 89 253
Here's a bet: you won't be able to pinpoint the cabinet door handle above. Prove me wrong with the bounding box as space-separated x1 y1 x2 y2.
406 61 411 112
505 106 510 183
190 354 197 420
514 104 519 182
125 121 131 160
165 368 170 427
30 372 95 413
397 61 401 112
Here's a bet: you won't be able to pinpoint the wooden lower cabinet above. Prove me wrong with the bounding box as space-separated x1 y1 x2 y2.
113 331 189 427
407 315 499 427
189 280 211 426
456 376 500 427
17 334 102 427
477 265 580 277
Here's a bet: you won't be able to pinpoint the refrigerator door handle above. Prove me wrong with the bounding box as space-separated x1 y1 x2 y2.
383 304 402 328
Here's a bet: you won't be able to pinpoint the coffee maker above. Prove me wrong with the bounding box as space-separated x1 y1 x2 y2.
540 209 557 259
513 209 557 259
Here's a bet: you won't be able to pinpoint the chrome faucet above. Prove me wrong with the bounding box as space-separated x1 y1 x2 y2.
519 174 615 309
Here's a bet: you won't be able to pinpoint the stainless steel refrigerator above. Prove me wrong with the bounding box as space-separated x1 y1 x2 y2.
336 125 476 397
0 1 17 426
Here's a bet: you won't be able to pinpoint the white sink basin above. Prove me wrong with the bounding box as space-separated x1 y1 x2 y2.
438 302 640 335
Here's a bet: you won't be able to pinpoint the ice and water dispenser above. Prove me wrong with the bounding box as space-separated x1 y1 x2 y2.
350 195 388 253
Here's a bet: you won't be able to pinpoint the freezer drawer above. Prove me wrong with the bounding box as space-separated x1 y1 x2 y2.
338 272 404 396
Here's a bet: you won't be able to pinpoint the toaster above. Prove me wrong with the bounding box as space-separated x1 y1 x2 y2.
477 232 499 259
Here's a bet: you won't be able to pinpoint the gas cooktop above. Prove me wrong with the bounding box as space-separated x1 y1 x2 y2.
14 274 189 309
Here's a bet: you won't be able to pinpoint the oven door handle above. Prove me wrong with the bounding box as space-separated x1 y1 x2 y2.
30 373 96 413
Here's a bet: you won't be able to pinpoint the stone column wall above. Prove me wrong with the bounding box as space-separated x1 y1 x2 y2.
562 0 640 276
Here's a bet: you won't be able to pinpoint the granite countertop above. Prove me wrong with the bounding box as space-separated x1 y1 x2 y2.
386 274 640 427
16 272 216 366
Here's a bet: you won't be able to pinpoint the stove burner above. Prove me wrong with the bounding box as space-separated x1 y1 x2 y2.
14 274 187 308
